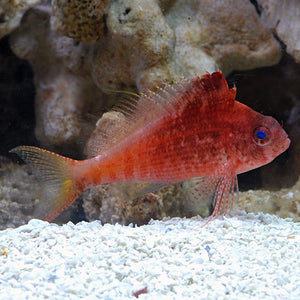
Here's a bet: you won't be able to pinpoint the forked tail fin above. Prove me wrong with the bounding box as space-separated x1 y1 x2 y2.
10 146 82 221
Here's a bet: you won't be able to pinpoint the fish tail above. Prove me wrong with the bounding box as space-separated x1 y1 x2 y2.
10 146 82 221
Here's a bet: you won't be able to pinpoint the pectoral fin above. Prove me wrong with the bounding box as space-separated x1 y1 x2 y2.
182 176 220 217
183 175 238 226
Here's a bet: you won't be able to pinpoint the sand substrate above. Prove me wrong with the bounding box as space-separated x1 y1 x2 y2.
0 212 299 300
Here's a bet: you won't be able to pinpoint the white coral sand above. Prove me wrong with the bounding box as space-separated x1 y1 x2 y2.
0 212 299 300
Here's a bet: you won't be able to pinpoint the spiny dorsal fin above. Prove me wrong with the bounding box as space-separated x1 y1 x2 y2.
85 71 236 157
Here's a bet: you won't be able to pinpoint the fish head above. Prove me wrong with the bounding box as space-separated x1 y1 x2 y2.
233 107 290 174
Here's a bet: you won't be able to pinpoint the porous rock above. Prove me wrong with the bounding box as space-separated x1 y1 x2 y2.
90 0 178 92
3 0 296 226
8 0 282 150
82 185 163 226
51 0 110 43
258 0 300 63
236 178 300 222
9 7 107 150
0 159 37 229
0 0 41 39
165 0 281 75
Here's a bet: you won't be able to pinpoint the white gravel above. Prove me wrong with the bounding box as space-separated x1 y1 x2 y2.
0 212 299 300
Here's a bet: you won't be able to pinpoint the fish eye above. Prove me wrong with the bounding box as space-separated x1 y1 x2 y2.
253 126 271 146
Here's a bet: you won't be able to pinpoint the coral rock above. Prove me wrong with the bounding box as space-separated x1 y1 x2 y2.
51 0 110 43
4 0 295 226
9 8 106 150
8 0 283 150
85 111 128 157
237 178 300 222
90 0 177 92
0 0 41 39
82 184 163 226
258 0 300 63
165 0 282 75
0 160 37 229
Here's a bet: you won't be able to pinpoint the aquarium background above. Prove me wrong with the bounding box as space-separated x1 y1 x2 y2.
0 0 299 229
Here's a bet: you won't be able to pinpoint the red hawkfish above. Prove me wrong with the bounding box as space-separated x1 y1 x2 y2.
10 71 290 225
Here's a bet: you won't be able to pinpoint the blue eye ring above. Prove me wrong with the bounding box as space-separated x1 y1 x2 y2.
253 126 271 146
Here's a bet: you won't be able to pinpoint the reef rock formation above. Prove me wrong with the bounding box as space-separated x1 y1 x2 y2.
9 7 106 150
8 0 282 150
258 0 300 63
0 0 41 39
0 158 38 229
2 0 299 227
164 0 281 76
90 0 177 92
51 0 110 43
237 178 300 222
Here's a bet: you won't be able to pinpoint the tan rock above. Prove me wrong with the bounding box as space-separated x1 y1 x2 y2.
51 0 110 43
0 0 41 39
8 0 283 149
165 0 282 75
5 0 295 226
9 8 106 150
258 0 300 63
90 0 177 92
236 178 300 222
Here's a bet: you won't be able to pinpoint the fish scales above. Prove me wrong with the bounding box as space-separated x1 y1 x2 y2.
78 111 227 183
79 88 232 184
10 71 290 224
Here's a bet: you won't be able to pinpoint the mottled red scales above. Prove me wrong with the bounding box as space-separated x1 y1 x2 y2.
10 72 290 225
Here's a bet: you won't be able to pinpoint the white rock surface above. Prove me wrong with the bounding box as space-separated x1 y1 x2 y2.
0 213 299 299
258 0 300 63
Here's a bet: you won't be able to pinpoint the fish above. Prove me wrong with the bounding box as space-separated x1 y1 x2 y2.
10 71 290 226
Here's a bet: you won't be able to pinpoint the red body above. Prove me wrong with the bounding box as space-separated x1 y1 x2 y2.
77 74 289 189
11 72 290 223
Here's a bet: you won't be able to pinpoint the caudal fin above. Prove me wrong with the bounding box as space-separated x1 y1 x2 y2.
10 146 82 221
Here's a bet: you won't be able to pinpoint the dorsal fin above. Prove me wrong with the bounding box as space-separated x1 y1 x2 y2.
85 71 236 157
